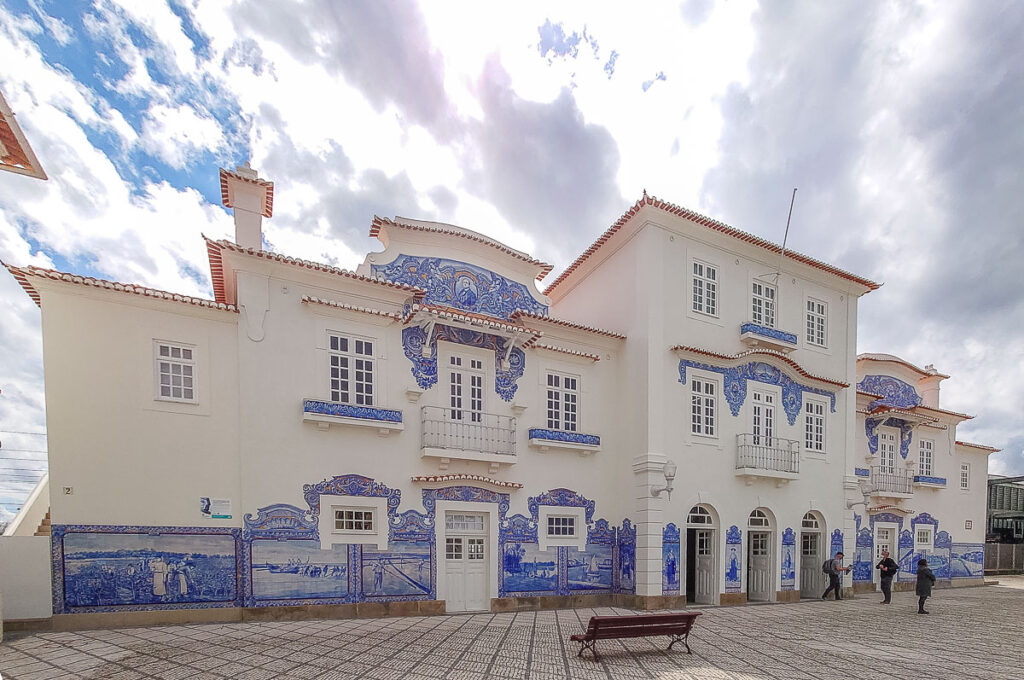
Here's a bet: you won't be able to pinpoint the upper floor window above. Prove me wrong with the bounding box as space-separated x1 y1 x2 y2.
915 525 933 551
546 372 579 432
329 334 374 406
450 356 484 422
806 299 827 347
960 463 970 490
547 515 576 537
918 440 934 476
691 261 718 316
804 400 825 453
751 280 776 328
155 341 196 403
690 378 717 437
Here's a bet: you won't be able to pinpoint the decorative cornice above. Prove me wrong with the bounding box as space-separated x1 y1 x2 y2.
3 263 237 312
410 474 523 489
370 216 553 279
510 310 626 339
545 192 880 296
523 343 601 361
403 303 542 338
857 353 949 379
671 345 848 388
301 296 402 320
955 440 1000 453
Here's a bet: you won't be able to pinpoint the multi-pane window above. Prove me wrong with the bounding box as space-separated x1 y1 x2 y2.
751 280 776 328
960 463 970 489
697 531 711 556
690 378 717 436
546 373 579 432
445 513 485 531
801 533 819 557
879 431 897 474
804 401 825 452
692 261 718 316
156 342 196 402
445 537 463 560
547 515 576 537
915 526 933 551
449 356 483 423
329 334 374 405
919 440 934 476
750 533 769 556
806 299 827 347
687 506 713 524
467 538 485 560
748 509 769 528
801 512 820 530
751 391 775 445
334 508 374 532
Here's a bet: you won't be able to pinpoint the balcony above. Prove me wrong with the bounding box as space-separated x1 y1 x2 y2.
735 433 800 484
421 405 516 472
870 467 914 497
739 323 799 353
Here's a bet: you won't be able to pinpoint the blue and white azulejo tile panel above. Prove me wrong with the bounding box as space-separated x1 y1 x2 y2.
251 540 348 601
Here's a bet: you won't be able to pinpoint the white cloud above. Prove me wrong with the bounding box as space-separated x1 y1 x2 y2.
139 102 226 170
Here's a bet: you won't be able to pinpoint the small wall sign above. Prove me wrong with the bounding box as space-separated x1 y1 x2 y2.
200 497 232 519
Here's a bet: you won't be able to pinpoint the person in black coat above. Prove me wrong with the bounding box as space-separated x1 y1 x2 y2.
876 550 899 604
915 558 936 614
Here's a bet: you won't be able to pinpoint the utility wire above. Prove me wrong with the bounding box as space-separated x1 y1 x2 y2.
0 456 49 461
0 449 49 453
0 431 47 436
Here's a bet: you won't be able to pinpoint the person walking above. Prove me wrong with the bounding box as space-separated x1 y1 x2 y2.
821 551 851 600
876 550 899 604
916 558 936 614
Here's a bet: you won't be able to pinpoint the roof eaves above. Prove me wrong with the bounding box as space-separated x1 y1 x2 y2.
671 344 849 388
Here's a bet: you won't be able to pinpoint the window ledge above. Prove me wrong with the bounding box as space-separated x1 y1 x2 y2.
528 428 601 454
803 452 828 462
303 398 404 434
913 476 946 488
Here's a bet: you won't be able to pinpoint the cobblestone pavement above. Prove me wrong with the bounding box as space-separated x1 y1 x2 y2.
3 584 1023 680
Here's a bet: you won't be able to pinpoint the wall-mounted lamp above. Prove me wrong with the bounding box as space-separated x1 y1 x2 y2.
651 460 677 499
846 480 872 509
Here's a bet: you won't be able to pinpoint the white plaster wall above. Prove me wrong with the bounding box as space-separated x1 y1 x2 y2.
0 536 53 619
37 286 241 527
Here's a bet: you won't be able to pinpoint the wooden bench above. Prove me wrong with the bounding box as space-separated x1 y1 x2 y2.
570 612 702 660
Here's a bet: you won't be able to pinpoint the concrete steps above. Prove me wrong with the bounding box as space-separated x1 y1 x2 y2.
34 510 51 536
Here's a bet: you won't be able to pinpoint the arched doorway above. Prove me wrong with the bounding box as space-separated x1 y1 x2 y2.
747 508 776 602
685 504 718 605
799 511 826 598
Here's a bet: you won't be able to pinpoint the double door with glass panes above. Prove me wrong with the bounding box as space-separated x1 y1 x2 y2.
874 527 895 586
685 528 716 605
444 512 489 612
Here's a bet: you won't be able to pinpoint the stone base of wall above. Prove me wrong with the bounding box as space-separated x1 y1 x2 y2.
853 582 876 594
613 594 689 610
775 590 800 603
5 600 446 633
489 593 688 612
718 592 747 606
947 578 985 588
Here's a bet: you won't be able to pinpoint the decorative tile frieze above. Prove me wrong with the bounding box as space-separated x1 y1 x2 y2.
740 322 798 346
865 416 914 458
913 475 947 486
402 325 525 400
527 428 601 448
854 467 871 477
679 359 836 425
857 375 922 410
302 399 402 423
372 254 548 320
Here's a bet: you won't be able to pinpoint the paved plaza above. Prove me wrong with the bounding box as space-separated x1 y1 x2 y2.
3 582 1023 680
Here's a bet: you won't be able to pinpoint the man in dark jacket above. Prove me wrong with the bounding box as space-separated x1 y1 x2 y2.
821 551 851 600
876 550 899 604
916 558 936 614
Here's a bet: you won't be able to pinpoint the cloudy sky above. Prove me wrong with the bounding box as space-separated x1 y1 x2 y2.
1 0 1021 512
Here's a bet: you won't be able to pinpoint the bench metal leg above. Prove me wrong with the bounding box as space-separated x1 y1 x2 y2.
667 633 691 654
577 638 599 660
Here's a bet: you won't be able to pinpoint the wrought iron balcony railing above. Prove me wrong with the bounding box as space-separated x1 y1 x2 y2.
736 433 800 474
421 405 516 457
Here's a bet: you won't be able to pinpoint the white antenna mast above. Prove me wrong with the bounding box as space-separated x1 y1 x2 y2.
773 188 798 285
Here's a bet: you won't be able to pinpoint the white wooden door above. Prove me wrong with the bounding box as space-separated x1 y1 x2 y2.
444 512 488 612
879 432 897 473
800 532 821 598
695 529 716 605
751 391 775 445
748 532 772 601
874 527 894 586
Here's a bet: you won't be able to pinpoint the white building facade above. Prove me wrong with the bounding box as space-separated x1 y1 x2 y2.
2 167 994 626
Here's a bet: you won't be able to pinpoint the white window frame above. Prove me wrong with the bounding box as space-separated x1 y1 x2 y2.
751 279 777 328
915 525 934 552
960 463 971 490
328 332 376 406
546 515 577 538
318 496 388 550
154 340 198 403
545 371 580 432
691 259 719 317
918 440 934 477
750 386 778 446
689 374 719 439
538 506 586 550
333 507 376 534
748 509 770 528
803 398 826 454
805 298 827 347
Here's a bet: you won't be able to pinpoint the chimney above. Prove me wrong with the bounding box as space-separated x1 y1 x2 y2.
219 162 274 250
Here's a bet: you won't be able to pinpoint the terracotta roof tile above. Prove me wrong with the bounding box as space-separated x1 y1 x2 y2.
219 167 273 217
545 193 880 296
510 310 626 339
